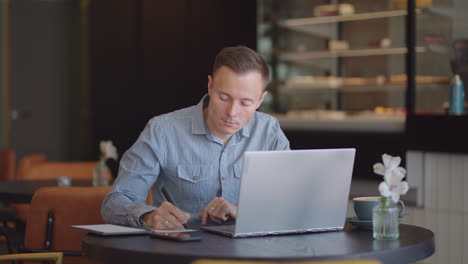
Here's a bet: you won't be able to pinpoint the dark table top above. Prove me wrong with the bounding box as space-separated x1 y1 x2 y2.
0 179 93 203
82 224 435 264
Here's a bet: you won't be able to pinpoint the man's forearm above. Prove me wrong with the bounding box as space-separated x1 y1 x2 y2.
101 192 155 227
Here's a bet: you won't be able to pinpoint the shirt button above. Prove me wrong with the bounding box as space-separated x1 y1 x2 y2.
193 176 199 181
221 176 227 181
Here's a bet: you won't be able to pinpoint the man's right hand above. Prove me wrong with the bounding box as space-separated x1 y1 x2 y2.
141 202 190 230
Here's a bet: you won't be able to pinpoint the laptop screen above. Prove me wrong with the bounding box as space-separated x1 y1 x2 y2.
234 148 355 236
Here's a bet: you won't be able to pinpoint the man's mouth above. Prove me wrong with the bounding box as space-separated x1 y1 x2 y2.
223 120 238 126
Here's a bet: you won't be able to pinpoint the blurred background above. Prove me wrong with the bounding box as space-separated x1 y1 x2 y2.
0 0 257 163
0 0 467 180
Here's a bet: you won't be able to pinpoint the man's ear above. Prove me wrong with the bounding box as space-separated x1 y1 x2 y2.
256 90 268 109
207 75 213 93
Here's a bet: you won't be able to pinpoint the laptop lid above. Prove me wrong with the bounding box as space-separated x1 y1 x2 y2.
231 148 355 237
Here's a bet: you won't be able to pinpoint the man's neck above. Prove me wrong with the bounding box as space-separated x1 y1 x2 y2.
203 108 232 145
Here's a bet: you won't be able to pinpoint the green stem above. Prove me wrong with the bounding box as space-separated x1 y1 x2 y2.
380 197 390 235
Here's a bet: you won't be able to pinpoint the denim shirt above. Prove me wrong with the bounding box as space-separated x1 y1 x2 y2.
101 95 290 227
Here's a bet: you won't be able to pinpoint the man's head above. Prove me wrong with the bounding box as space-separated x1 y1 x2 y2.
212 46 270 90
205 46 269 144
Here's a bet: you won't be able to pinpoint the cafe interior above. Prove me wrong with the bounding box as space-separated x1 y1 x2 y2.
0 0 467 263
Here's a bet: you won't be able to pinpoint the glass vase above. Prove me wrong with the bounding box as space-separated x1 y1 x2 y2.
93 160 111 186
372 197 399 240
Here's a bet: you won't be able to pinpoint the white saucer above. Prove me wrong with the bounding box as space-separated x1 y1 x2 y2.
346 217 404 230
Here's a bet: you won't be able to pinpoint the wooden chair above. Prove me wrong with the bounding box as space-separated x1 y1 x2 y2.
0 149 19 253
20 161 97 180
0 252 63 264
12 159 98 228
22 186 110 264
15 153 47 179
0 148 16 181
7 153 48 225
191 260 382 264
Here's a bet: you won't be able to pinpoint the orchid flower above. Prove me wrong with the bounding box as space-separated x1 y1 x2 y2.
378 177 409 203
374 154 408 203
373 154 405 179
100 140 118 160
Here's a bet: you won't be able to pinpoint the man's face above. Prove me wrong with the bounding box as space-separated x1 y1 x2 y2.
205 66 267 143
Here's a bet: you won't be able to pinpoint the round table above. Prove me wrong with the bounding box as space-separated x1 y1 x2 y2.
82 224 434 264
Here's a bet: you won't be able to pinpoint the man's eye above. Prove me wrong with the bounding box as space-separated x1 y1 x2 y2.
220 95 229 101
241 101 253 107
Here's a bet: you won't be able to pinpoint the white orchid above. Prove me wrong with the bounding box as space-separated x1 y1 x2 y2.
373 154 406 182
378 177 409 203
374 154 408 203
100 140 118 160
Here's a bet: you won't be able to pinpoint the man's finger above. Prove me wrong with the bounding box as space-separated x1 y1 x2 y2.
168 206 190 224
208 213 221 223
152 214 170 230
212 202 224 217
163 213 184 229
161 201 190 226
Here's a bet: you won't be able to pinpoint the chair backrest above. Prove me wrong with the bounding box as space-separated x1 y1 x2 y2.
22 161 97 180
24 186 111 252
0 148 16 181
16 153 47 179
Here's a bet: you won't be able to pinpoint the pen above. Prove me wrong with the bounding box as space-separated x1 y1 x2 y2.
161 186 188 229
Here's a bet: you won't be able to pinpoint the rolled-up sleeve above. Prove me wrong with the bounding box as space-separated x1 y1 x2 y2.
101 119 164 227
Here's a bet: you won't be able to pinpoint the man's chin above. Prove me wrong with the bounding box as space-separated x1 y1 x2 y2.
220 126 239 136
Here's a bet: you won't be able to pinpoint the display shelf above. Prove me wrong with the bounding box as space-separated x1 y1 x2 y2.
280 46 426 61
280 82 449 93
279 9 409 27
275 113 405 132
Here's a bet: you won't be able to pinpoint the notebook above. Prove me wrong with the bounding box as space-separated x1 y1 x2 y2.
70 224 197 236
201 148 356 238
71 224 149 236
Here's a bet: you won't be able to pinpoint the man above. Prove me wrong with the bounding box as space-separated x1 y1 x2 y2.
101 46 290 230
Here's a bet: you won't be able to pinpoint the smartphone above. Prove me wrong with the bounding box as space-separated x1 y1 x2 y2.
150 231 202 242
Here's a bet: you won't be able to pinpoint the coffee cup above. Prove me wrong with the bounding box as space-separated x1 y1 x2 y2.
352 196 404 221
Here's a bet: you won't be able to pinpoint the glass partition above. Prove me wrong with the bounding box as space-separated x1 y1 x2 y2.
257 0 410 131
415 0 468 115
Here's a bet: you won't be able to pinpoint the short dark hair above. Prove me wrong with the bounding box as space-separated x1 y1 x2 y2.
212 46 270 90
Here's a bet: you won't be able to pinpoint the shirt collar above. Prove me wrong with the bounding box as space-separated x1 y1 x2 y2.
191 95 209 135
191 94 254 139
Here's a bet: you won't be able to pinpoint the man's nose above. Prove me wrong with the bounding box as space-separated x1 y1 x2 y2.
227 102 238 117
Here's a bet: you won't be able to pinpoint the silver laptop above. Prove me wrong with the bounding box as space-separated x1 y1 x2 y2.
201 148 356 238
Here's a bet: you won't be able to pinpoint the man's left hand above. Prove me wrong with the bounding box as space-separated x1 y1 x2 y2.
199 197 237 225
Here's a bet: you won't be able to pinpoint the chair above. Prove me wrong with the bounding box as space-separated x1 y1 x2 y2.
0 149 19 253
20 161 97 180
0 148 16 181
15 153 47 179
12 159 98 226
191 260 382 264
22 186 110 264
0 252 63 264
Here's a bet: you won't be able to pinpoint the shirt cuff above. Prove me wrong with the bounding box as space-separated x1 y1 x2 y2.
132 203 156 227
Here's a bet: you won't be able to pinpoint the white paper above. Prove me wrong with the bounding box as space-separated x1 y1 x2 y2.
71 224 149 235
70 224 197 235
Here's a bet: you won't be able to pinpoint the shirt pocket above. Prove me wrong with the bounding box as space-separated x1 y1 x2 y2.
233 161 243 179
177 165 213 183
